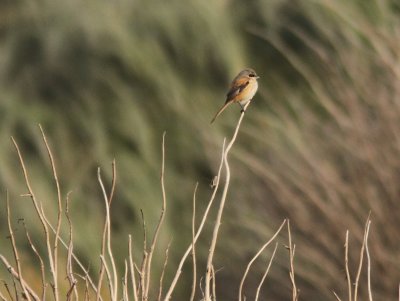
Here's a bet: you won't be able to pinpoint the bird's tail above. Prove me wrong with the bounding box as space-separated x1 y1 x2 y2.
210 102 231 124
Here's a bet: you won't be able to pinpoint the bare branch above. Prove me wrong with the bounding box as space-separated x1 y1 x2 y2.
123 260 129 301
189 183 198 301
145 132 167 300
42 214 101 299
6 191 31 301
354 215 371 301
345 230 352 301
65 191 78 301
333 291 343 301
163 139 226 301
22 222 47 300
96 160 117 301
157 241 171 301
365 220 372 301
238 220 286 301
128 235 139 301
255 243 279 301
11 137 56 300
287 220 298 301
39 124 62 301
98 168 118 301
205 102 250 301
99 255 113 300
0 255 40 301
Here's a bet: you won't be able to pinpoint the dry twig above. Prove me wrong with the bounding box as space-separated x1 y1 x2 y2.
39 124 62 301
287 220 298 301
238 220 286 301
0 256 40 301
96 160 117 301
145 132 167 300
205 102 251 301
254 243 279 301
163 139 226 301
129 235 139 301
98 168 118 301
189 183 198 301
6 192 31 301
11 137 57 300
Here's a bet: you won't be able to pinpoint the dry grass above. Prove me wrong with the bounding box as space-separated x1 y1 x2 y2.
0 115 384 300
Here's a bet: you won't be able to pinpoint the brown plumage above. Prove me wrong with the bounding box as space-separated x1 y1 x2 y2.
211 68 259 123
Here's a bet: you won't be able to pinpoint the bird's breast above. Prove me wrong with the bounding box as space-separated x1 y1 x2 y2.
238 80 258 105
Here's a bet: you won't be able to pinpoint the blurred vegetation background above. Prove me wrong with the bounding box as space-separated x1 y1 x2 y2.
1 0 400 299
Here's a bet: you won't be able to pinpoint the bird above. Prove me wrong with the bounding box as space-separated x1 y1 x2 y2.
211 68 259 123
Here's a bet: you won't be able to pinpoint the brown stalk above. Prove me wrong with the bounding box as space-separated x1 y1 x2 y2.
98 168 118 301
144 132 167 300
163 139 226 301
157 242 171 301
84 275 90 301
345 230 352 301
0 256 40 301
287 220 299 301
128 235 139 301
22 222 47 300
210 265 216 301
238 220 286 301
354 215 371 301
254 242 279 301
96 160 117 301
123 260 129 301
6 192 31 301
365 220 372 301
189 183 198 301
39 124 62 301
139 210 148 300
333 291 343 301
205 102 250 300
99 255 113 299
42 213 102 299
11 137 57 300
65 192 78 301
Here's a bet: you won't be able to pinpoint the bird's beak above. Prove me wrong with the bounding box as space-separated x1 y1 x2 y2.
256 76 260 79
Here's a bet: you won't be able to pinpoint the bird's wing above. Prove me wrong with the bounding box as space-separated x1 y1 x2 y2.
225 77 250 103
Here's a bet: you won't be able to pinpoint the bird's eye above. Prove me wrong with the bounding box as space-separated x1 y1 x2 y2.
249 73 255 77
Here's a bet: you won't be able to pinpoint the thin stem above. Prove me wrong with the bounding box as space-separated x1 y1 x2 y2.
129 235 139 301
238 220 286 301
365 220 372 301
189 183 198 301
354 215 370 301
205 102 250 300
157 242 171 301
163 140 226 301
254 243 279 301
98 168 118 301
345 230 352 301
145 132 167 300
6 192 31 301
39 124 61 301
96 160 117 301
22 222 47 300
11 137 56 300
288 220 298 301
0 256 40 301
